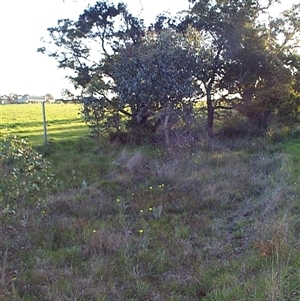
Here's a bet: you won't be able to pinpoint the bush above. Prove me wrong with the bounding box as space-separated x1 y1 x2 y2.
217 113 263 138
0 136 56 227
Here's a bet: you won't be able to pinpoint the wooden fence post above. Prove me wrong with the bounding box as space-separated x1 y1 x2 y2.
42 101 47 145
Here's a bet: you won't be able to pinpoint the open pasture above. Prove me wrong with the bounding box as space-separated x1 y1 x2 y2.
0 103 88 145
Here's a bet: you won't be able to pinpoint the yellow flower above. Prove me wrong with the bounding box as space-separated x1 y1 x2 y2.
93 229 96 233
140 209 144 213
116 198 120 203
149 207 153 211
139 229 144 234
149 186 153 190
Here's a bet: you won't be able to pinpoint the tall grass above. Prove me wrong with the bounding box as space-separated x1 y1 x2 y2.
1 104 300 300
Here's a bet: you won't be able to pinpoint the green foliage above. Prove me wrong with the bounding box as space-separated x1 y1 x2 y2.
80 96 108 137
40 0 300 138
111 29 199 131
182 0 300 132
0 136 55 227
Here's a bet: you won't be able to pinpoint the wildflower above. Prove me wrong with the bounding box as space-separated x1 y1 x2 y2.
161 183 165 187
149 207 153 211
139 229 144 234
116 198 120 203
93 229 96 233
140 209 143 213
132 192 135 196
149 186 153 190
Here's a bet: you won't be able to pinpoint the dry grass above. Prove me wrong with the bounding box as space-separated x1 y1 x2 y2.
1 136 300 300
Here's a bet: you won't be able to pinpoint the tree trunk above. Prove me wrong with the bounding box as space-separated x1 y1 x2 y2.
206 91 214 138
163 106 171 149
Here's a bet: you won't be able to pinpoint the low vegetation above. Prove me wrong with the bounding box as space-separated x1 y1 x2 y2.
1 104 300 300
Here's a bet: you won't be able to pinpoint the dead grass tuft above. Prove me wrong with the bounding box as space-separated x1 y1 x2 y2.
85 229 127 255
47 186 116 219
150 159 179 182
254 240 282 257
124 150 144 173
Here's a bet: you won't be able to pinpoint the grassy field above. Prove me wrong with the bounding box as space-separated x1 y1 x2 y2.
1 104 300 300
0 103 88 145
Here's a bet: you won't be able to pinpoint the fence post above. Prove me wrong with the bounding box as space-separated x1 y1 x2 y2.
42 101 47 145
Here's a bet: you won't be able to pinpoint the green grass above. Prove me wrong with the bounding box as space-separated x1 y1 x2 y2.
1 104 300 300
0 103 88 145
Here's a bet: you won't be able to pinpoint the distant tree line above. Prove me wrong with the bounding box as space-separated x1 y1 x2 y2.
0 93 55 104
0 93 22 104
39 0 300 145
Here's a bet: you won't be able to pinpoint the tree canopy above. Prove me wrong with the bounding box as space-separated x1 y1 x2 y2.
39 0 300 142
180 0 300 133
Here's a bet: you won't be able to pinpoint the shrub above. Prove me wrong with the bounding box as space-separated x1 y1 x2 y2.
217 112 263 138
0 136 56 227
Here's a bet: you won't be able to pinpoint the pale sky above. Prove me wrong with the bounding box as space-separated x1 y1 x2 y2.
0 0 189 98
0 0 296 99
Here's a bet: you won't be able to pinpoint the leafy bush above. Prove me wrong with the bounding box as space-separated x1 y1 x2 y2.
0 136 55 227
217 112 263 138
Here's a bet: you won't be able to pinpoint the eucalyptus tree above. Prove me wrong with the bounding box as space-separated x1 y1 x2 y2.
38 1 147 136
178 0 300 133
110 28 202 145
225 2 300 128
272 3 300 124
39 0 205 143
173 0 263 135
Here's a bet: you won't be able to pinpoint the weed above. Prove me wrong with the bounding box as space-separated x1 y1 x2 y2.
152 205 163 220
